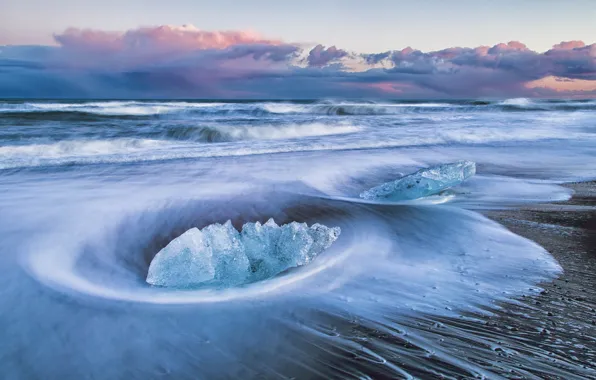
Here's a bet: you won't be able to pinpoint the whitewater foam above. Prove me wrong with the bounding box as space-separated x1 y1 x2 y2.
1 101 226 116
0 126 589 170
0 138 172 158
500 98 532 107
183 123 361 142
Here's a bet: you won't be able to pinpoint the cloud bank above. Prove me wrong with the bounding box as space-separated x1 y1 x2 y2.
0 24 594 98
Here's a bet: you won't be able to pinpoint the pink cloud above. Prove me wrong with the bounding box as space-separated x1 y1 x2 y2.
54 25 280 53
54 28 122 51
488 41 529 54
47 25 296 74
472 46 491 56
306 45 348 66
366 81 410 94
2 27 595 98
551 40 586 50
526 75 596 92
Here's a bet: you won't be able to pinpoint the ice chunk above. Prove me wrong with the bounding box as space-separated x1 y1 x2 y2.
241 218 282 281
308 223 342 257
276 222 315 267
202 220 250 286
360 161 476 201
147 219 341 288
146 228 215 288
242 220 341 281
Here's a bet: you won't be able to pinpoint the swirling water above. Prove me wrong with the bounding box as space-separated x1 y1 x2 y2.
1 99 596 379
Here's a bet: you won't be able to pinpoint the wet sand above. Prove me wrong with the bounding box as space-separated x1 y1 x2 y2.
322 183 596 379
479 181 596 378
279 182 596 379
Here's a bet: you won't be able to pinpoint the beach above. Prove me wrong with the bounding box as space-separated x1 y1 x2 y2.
1 99 595 379
481 182 596 378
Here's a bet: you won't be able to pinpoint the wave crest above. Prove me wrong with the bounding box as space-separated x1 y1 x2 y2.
2 99 596 117
165 123 360 142
0 138 166 158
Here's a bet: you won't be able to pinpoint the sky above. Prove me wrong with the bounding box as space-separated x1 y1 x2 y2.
1 0 595 98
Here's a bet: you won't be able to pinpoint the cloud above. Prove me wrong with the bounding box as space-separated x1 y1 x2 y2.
544 43 596 80
54 25 279 52
487 40 529 53
551 41 586 50
526 75 596 93
358 40 595 95
0 26 594 98
306 45 348 67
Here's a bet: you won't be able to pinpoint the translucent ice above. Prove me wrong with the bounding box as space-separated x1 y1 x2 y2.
360 160 476 201
308 223 342 256
241 218 283 281
146 228 216 288
147 219 341 288
202 220 250 287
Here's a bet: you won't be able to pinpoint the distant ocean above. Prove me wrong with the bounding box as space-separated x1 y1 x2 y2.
1 98 595 378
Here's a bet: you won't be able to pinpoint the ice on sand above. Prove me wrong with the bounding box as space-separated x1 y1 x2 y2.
146 228 216 288
360 161 476 201
147 219 340 288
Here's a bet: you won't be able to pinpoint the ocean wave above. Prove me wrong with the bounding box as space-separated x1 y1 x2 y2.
0 101 226 117
500 98 532 107
263 101 456 115
494 98 596 111
0 138 173 161
0 123 360 169
1 101 456 117
1 99 596 118
0 126 588 170
164 123 360 142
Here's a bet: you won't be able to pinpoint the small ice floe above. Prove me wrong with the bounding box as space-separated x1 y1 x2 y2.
360 160 476 201
146 219 340 288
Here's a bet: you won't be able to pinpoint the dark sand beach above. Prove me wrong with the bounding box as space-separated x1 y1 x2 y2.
272 183 596 379
330 182 596 379
398 181 596 379
478 182 596 378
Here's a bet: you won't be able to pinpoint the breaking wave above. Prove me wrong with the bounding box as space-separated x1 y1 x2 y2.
500 98 532 107
497 98 596 111
262 101 456 115
0 125 587 170
1 99 596 118
164 122 360 142
0 100 457 117
0 138 170 158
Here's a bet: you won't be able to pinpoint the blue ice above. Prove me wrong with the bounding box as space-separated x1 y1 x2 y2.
146 219 340 288
360 161 476 201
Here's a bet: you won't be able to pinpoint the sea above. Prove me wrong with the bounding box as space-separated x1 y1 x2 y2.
1 98 595 379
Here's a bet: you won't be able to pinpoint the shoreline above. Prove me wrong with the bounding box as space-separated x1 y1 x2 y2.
479 181 596 377
291 181 596 379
